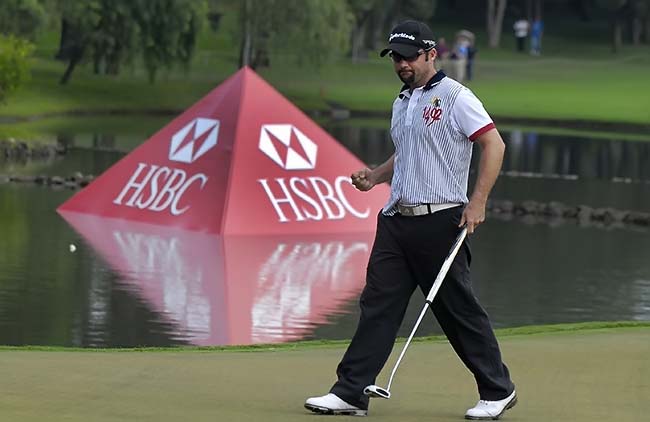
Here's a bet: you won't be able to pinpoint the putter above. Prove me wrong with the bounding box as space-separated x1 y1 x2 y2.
363 227 469 400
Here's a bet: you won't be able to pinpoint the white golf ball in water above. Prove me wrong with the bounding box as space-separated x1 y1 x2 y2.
69 244 77 253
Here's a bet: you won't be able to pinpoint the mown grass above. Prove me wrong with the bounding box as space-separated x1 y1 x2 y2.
1 23 649 127
0 323 648 422
1 320 648 353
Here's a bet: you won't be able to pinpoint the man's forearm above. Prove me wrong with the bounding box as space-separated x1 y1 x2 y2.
470 133 505 204
371 154 395 185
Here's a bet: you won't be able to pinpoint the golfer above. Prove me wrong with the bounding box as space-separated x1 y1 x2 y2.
305 20 516 420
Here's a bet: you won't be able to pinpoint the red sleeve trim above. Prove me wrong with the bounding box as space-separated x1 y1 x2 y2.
469 122 496 142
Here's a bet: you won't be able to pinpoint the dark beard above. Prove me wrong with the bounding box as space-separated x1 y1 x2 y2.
398 70 415 85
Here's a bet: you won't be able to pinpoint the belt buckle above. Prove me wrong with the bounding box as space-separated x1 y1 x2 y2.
399 204 417 216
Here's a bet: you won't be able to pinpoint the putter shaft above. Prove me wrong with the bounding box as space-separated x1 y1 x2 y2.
366 227 468 398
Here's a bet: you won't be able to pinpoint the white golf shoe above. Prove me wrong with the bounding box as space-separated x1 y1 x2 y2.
304 393 368 416
464 390 517 420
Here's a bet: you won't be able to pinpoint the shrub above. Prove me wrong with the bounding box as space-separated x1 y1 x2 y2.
0 35 34 102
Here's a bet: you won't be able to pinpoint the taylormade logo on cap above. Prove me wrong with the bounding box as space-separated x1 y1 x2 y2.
379 20 437 57
389 32 416 42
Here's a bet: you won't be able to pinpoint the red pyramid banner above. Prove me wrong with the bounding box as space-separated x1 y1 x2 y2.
58 67 389 235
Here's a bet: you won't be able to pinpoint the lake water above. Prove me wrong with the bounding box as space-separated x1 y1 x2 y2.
1 118 649 347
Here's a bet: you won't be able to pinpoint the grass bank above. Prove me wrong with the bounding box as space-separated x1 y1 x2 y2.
3 53 650 125
1 322 648 422
0 28 649 131
2 320 648 353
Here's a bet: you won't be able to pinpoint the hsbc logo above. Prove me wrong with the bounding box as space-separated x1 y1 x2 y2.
113 118 218 215
256 123 369 223
111 118 217 214
169 118 220 163
258 124 317 170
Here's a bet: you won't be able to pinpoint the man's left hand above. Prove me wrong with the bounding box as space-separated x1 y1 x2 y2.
459 200 486 234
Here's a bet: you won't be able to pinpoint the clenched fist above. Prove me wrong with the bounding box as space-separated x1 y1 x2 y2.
351 168 376 191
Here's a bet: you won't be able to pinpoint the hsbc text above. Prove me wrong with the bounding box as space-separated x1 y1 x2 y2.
113 163 208 215
258 177 370 222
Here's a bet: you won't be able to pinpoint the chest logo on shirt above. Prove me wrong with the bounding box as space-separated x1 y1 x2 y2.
422 97 442 127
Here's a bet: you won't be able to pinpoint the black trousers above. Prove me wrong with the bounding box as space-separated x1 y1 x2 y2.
330 207 514 409
516 36 526 52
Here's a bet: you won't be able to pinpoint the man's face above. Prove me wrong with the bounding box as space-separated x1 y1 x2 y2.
391 49 435 86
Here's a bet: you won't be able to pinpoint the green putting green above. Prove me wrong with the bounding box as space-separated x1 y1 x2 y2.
0 325 647 421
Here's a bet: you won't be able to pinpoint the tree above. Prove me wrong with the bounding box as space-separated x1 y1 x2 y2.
568 0 597 21
380 0 438 33
279 0 352 65
486 0 508 48
236 0 353 69
603 0 650 52
131 0 207 82
348 0 438 61
55 0 100 85
0 35 34 102
348 0 378 62
629 0 649 44
237 0 257 68
89 0 138 75
55 0 207 84
0 0 46 40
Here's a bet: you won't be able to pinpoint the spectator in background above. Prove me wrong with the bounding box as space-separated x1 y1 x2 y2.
450 37 468 82
513 18 529 53
435 37 451 72
530 18 543 55
455 36 470 58
465 41 477 81
436 37 450 59
451 30 474 82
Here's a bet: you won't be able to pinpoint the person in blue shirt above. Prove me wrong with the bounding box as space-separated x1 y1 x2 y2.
530 18 544 55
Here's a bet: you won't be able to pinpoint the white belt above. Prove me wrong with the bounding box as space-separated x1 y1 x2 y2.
397 203 460 217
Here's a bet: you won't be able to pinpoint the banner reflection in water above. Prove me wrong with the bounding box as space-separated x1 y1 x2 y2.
61 211 373 346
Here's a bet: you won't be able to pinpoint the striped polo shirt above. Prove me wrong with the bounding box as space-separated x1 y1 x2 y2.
382 71 495 216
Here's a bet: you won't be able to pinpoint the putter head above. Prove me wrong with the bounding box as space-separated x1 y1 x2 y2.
363 385 391 399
